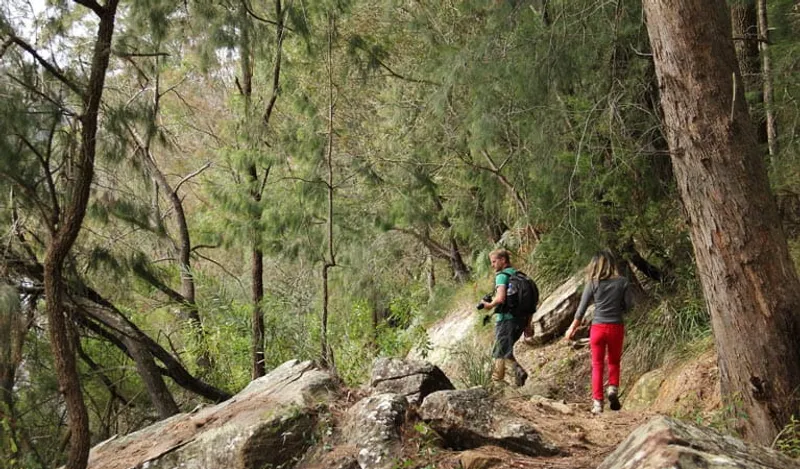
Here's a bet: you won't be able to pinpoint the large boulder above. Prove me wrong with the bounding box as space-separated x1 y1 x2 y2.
598 416 800 469
418 387 558 457
370 357 454 405
85 359 338 469
342 393 408 469
525 276 584 345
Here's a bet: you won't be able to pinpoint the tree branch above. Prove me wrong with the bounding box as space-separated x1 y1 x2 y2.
241 0 294 31
72 0 104 16
6 35 85 99
114 50 170 58
174 162 211 193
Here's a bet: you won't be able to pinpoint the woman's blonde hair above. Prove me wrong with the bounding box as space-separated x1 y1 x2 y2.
586 250 619 281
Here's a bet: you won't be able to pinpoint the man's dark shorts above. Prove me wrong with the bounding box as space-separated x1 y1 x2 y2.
492 316 527 359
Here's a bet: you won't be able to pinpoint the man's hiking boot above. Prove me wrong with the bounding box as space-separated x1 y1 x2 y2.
591 399 603 414
607 385 621 411
491 359 506 382
513 363 528 387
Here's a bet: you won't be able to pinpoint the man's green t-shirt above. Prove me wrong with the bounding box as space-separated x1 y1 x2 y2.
494 267 517 323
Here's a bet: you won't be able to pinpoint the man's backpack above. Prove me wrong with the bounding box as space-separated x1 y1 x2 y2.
504 271 539 318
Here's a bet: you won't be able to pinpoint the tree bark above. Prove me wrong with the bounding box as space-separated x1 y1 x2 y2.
644 0 800 444
730 0 767 144
41 3 119 468
731 0 760 92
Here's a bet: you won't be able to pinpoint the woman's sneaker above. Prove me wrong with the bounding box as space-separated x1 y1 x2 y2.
591 399 603 414
607 386 621 411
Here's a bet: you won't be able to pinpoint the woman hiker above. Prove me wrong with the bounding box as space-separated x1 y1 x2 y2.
565 250 634 414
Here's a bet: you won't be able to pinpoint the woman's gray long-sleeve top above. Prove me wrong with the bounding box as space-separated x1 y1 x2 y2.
574 276 633 324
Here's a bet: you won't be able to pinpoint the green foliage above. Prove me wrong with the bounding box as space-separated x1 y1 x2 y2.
450 338 493 389
672 393 748 438
624 291 712 383
6 0 800 462
775 415 800 458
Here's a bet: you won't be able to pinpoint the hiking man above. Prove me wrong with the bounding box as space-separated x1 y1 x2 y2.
480 248 530 387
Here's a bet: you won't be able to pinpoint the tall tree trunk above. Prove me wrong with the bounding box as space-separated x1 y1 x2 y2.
241 0 285 378
731 0 760 92
643 0 800 444
41 3 119 468
757 0 778 157
730 0 767 143
239 4 266 380
321 11 337 368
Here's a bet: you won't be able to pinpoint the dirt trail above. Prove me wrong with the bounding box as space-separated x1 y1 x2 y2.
417 337 666 469
420 393 654 469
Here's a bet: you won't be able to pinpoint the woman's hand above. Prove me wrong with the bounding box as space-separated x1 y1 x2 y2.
564 319 581 341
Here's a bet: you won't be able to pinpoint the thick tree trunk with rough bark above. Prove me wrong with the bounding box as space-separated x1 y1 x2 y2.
644 0 800 444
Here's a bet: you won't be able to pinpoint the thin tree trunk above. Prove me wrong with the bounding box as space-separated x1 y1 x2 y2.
321 11 337 368
41 4 119 468
125 338 179 418
125 62 207 369
0 285 32 463
239 3 266 380
757 0 778 157
644 0 800 444
731 0 766 144
731 0 760 92
426 251 435 300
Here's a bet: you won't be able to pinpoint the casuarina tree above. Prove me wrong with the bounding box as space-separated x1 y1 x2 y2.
644 0 800 444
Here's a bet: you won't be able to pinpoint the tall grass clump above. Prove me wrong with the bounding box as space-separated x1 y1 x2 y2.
623 293 711 384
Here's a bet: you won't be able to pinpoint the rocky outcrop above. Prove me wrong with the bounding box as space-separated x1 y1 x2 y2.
370 357 454 405
342 393 408 469
598 416 800 469
625 368 666 411
407 304 476 369
85 359 338 469
525 276 585 345
418 387 558 457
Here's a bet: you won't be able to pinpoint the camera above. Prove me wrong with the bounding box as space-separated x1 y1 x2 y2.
476 293 493 310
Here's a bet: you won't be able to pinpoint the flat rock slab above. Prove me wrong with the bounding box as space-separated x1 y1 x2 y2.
598 416 800 469
85 359 338 469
